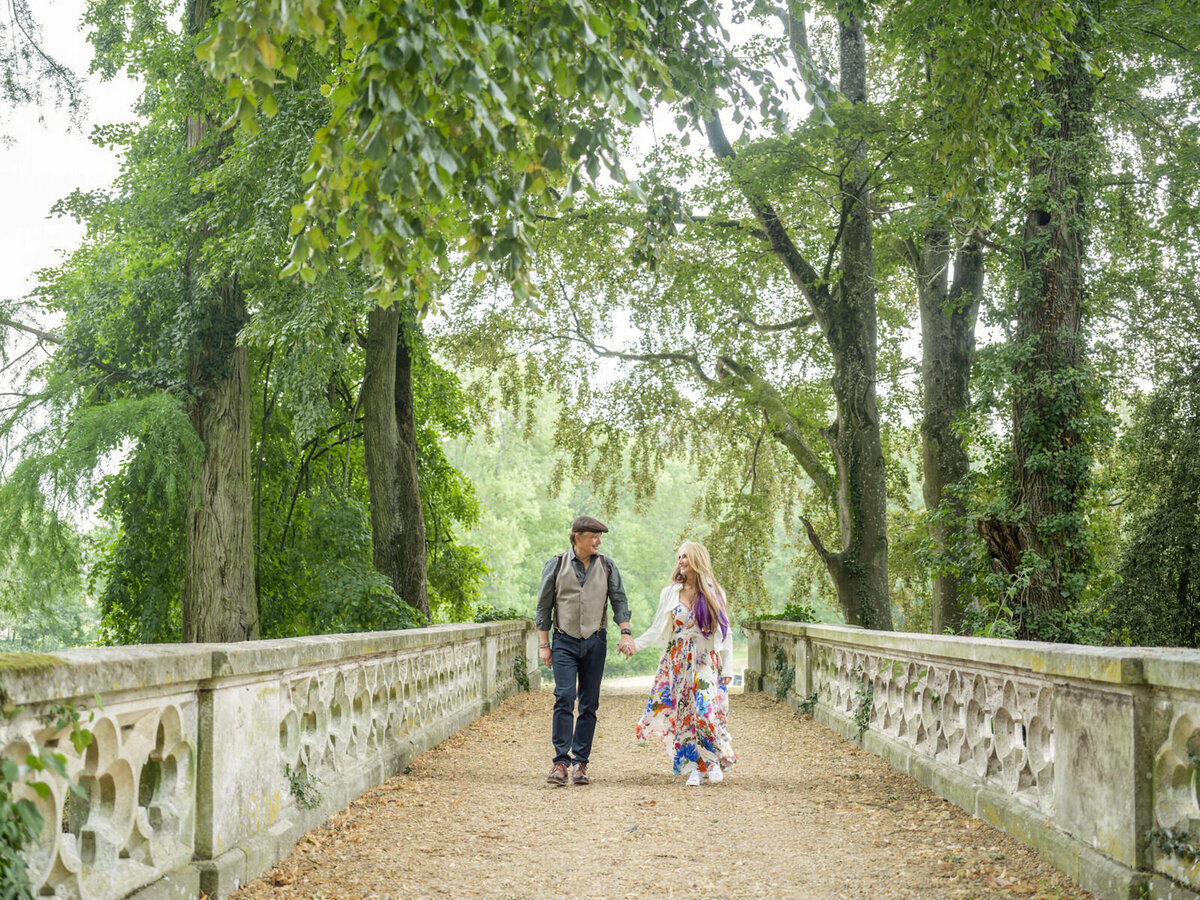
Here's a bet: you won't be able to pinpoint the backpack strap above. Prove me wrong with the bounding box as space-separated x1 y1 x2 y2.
597 553 609 629
551 552 566 632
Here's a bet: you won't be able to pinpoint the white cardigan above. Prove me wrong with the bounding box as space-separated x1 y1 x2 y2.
633 583 734 676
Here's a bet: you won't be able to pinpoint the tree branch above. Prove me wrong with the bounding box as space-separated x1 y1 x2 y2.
800 515 836 565
704 114 830 319
690 215 769 241
0 315 143 385
555 278 717 384
716 354 835 499
536 208 771 243
559 331 716 385
898 236 920 273
1 316 61 345
771 1 811 77
1133 25 1200 58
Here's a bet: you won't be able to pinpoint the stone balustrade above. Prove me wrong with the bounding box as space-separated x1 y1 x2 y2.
0 621 539 899
743 621 1200 900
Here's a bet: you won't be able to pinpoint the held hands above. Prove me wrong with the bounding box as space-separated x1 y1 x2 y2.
539 645 552 668
617 634 636 658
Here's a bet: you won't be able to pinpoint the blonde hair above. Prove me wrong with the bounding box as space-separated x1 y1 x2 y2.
676 541 729 638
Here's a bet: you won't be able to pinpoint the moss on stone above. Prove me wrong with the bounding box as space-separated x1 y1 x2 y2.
0 652 63 674
0 652 65 714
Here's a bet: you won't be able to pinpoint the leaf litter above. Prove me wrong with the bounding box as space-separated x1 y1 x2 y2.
233 686 1093 900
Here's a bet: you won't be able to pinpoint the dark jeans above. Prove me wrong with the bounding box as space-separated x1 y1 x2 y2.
551 630 607 766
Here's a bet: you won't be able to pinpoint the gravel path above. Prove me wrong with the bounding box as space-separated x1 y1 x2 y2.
234 685 1093 900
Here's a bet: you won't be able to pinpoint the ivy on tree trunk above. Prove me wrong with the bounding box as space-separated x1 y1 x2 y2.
979 5 1098 638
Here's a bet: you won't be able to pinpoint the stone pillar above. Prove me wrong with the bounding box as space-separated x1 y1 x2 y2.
1052 684 1153 870
525 629 542 691
795 634 812 698
194 675 286 896
744 625 765 693
482 632 499 710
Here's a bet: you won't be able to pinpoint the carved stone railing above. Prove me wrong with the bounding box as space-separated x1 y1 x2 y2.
0 621 539 899
744 621 1200 900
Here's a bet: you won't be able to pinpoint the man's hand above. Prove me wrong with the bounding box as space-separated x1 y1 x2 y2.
539 645 552 668
617 635 635 658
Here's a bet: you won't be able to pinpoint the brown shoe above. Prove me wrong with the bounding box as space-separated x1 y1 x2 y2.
546 763 568 785
572 763 589 785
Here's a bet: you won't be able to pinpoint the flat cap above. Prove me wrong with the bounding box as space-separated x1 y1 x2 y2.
570 515 609 534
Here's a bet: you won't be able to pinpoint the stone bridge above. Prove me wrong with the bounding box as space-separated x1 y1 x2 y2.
2 621 1199 899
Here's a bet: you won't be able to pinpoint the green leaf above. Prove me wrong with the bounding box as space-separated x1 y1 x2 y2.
69 727 92 755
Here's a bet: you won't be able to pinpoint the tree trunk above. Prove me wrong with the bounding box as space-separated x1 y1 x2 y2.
183 283 258 641
363 303 429 620
913 231 982 633
180 0 258 642
820 3 891 629
1004 11 1097 636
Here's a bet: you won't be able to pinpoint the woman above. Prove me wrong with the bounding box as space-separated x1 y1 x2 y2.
633 541 737 785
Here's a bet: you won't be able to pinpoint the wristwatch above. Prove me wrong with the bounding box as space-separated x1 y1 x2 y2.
620 628 632 636
539 642 551 649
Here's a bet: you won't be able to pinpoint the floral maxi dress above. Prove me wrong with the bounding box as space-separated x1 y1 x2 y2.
635 593 737 775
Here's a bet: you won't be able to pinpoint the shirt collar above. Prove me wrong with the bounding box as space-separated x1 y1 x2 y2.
568 546 599 565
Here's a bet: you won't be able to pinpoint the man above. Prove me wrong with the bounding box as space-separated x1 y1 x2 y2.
536 515 635 786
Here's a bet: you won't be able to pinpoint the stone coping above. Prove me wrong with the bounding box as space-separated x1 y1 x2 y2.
0 620 533 705
745 621 1200 690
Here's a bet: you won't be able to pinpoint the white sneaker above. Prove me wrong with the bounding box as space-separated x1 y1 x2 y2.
685 770 702 787
708 765 724 784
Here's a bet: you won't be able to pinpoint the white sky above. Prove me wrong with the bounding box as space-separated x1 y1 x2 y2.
1 0 140 317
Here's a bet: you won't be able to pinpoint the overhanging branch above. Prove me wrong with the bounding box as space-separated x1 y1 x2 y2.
1 315 161 387
716 354 835 499
704 114 831 321
558 331 716 385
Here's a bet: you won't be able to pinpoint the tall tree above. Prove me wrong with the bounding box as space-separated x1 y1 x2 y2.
971 2 1100 637
179 0 257 640
435 3 917 627
696 3 889 627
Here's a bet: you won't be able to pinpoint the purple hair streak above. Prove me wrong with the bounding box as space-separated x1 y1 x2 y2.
693 590 729 639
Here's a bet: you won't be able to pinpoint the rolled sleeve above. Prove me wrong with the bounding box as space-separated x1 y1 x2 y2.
606 558 631 625
534 556 559 631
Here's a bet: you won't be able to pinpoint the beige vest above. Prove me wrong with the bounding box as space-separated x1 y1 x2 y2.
554 553 608 639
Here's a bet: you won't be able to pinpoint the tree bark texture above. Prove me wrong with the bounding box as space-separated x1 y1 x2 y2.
183 284 258 641
181 0 258 642
984 10 1097 636
363 303 430 621
913 232 982 634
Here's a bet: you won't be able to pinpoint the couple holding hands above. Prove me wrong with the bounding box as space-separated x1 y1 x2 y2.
536 516 737 788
